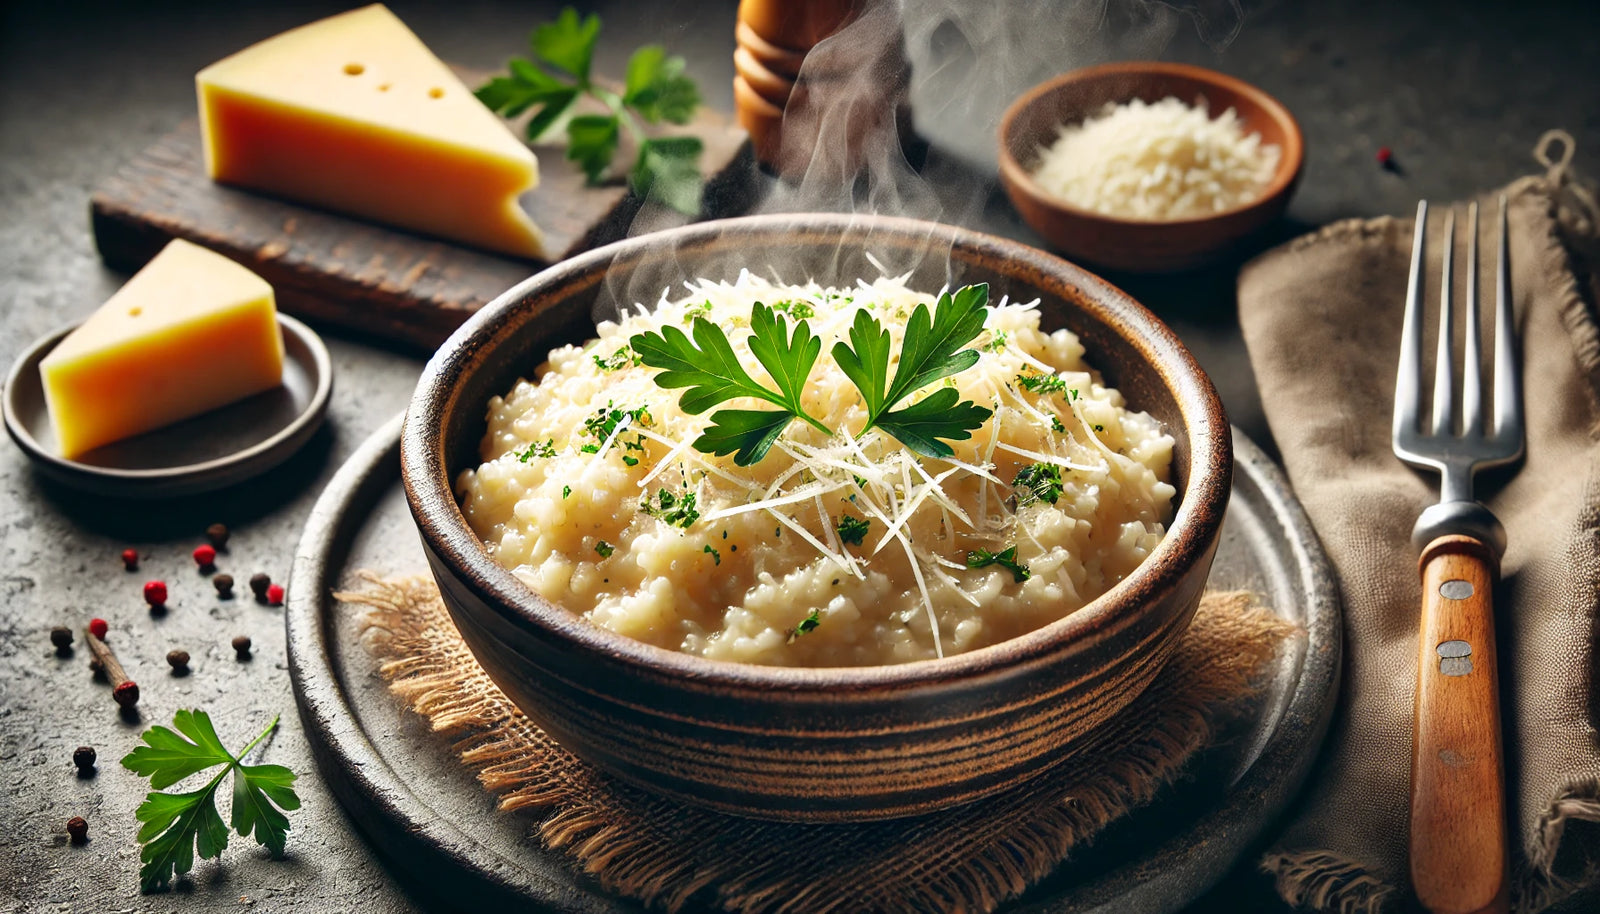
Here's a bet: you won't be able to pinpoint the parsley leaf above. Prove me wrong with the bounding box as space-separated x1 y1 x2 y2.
595 540 614 558
532 7 600 79
122 711 299 893
966 545 1032 583
1016 372 1068 396
642 487 700 528
516 439 557 462
792 609 822 639
1013 463 1065 506
836 514 870 546
703 544 721 565
477 8 703 212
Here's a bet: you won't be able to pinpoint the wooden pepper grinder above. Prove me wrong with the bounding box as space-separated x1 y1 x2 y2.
733 0 908 178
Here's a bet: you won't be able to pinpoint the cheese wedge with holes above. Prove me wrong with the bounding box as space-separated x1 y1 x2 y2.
40 239 284 459
196 4 546 259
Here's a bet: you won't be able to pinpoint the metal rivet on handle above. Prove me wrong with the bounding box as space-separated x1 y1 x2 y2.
1438 639 1473 676
1439 579 1474 600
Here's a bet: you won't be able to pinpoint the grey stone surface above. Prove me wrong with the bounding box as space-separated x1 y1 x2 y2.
2 1 1595 911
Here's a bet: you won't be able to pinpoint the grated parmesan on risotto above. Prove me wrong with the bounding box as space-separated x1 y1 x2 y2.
1031 96 1281 220
455 272 1175 667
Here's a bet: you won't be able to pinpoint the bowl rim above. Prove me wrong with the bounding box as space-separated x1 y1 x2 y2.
402 213 1230 695
996 60 1306 229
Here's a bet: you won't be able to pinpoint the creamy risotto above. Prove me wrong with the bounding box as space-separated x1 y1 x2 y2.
456 273 1175 667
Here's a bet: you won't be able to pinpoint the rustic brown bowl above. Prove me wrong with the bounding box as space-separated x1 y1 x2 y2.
998 62 1304 272
401 214 1231 822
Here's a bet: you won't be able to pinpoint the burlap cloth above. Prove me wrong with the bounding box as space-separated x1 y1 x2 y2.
345 577 1294 914
1242 132 1600 913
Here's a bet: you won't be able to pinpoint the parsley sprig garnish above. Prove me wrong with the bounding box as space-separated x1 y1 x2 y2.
122 710 300 893
836 514 870 545
641 487 700 528
966 545 1032 583
630 285 995 466
1013 463 1065 506
475 8 704 213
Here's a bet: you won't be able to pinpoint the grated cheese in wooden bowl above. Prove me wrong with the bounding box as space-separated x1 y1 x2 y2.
1030 96 1281 221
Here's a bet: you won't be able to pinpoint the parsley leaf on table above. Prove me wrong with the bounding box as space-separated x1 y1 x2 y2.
476 7 704 213
122 710 299 893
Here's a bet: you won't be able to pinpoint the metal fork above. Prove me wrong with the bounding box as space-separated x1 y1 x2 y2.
1393 198 1523 914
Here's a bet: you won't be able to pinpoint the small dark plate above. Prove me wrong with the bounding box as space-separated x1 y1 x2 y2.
2 313 332 498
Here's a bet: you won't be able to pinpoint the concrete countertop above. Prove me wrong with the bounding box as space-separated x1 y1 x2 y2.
2 1 1595 911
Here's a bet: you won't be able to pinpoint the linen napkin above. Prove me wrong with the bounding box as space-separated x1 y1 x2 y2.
1241 132 1600 913
347 578 1292 914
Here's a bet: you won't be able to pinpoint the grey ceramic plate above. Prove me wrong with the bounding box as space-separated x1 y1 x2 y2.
285 414 1340 914
3 313 332 498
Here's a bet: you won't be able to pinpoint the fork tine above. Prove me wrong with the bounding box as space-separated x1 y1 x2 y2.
1394 201 1428 442
1431 208 1457 436
1493 195 1523 448
1462 202 1484 437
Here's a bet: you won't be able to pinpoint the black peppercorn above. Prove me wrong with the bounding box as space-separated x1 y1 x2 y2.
232 635 252 659
167 649 190 671
249 573 271 599
213 574 234 597
50 626 73 650
66 816 88 844
205 523 230 549
72 746 96 774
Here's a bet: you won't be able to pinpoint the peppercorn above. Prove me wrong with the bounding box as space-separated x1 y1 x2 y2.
120 548 139 571
232 635 252 659
167 649 190 671
112 681 140 709
88 618 108 640
50 626 73 650
192 544 216 569
249 573 271 599
205 523 230 549
66 816 88 844
266 583 285 606
213 573 234 597
72 746 96 774
143 580 167 607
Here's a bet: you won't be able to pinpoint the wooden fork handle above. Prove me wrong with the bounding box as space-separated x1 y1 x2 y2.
1410 534 1509 914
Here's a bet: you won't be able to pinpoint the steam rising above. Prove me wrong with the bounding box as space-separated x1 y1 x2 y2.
601 0 1247 317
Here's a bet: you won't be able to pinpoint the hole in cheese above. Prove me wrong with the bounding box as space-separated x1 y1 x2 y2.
428 87 444 99
344 62 364 75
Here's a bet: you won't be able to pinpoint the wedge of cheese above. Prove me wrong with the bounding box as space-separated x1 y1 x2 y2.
41 239 284 459
197 4 546 259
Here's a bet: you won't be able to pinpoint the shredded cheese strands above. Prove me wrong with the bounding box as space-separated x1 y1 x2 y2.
456 272 1177 666
1032 96 1282 221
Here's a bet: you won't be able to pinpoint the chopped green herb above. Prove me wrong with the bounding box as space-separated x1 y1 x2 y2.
631 285 994 465
966 545 1031 583
562 485 572 499
592 345 642 372
1093 424 1105 432
516 439 558 462
1013 463 1065 506
622 455 639 466
595 540 614 558
982 330 1009 353
1070 388 1081 401
792 609 821 639
641 487 700 528
475 8 704 213
1050 415 1067 433
772 299 815 320
703 544 721 565
836 514 870 546
1016 372 1068 396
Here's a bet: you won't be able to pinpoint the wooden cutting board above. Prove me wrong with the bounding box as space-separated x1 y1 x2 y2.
90 83 753 350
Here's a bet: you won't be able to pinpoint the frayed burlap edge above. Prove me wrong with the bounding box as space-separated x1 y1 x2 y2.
341 575 1294 914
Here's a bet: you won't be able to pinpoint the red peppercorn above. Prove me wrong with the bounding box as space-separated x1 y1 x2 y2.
1376 146 1393 165
192 544 217 569
143 580 167 607
120 548 138 571
88 618 108 640
112 680 140 708
265 583 285 606
66 816 89 844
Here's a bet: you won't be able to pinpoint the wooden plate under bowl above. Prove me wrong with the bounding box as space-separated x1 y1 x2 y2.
998 62 1305 273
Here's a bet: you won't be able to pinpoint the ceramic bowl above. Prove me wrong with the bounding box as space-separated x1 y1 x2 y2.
998 62 1304 272
401 214 1231 822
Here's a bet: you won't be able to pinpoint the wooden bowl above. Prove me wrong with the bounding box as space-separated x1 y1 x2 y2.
998 62 1304 273
401 214 1232 822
